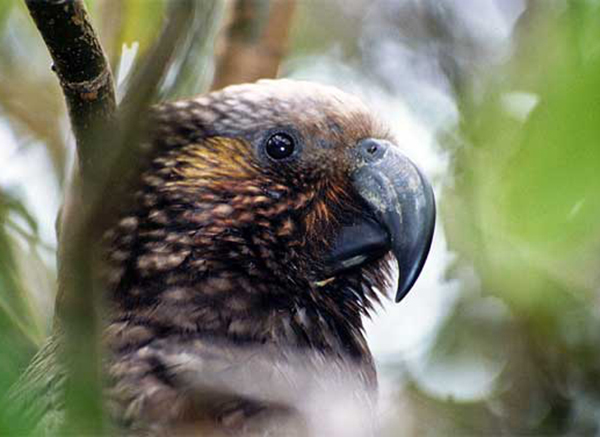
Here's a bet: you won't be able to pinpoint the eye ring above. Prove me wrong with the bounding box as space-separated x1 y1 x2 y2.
265 132 296 161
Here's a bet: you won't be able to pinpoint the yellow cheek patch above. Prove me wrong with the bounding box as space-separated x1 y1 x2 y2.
169 137 258 185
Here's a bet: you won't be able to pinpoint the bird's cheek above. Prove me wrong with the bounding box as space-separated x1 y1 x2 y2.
301 198 333 236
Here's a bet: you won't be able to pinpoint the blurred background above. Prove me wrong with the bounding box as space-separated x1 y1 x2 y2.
2 0 600 434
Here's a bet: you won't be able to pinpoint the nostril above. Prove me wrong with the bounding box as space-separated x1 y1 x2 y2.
358 139 388 161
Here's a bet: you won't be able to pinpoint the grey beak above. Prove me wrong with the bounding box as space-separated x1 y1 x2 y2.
325 139 436 302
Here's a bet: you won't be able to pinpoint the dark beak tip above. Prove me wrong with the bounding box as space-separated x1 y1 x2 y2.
394 242 432 303
393 242 434 303
394 177 436 303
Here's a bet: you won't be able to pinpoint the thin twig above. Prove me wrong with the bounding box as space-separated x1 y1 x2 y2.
24 0 117 180
211 0 296 90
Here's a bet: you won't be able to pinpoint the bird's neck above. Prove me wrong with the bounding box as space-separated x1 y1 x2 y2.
106 276 372 374
104 231 371 364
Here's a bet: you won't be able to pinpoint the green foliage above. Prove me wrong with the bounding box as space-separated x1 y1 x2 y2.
91 0 167 62
434 1 600 433
446 1 600 314
0 192 48 434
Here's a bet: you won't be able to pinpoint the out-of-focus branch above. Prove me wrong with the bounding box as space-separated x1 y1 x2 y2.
24 0 116 180
95 0 126 72
159 0 223 100
211 0 296 90
25 0 200 433
56 2 197 433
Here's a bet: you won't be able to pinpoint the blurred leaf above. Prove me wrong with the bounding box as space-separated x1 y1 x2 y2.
160 0 223 100
0 192 47 437
0 192 48 347
437 1 600 433
0 1 13 30
445 1 600 308
117 0 166 55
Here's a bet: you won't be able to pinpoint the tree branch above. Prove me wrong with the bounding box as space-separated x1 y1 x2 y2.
25 0 200 433
55 1 198 431
211 0 296 90
24 0 117 180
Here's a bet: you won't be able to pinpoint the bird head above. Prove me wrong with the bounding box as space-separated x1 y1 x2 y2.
105 79 434 353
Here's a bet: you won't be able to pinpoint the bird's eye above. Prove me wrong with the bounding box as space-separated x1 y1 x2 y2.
265 133 295 160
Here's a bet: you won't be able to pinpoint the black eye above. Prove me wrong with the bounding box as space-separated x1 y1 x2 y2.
265 133 295 160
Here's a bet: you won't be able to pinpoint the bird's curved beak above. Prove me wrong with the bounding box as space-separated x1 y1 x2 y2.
324 139 435 302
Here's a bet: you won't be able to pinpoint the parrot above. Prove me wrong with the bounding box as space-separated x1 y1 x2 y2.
7 79 435 436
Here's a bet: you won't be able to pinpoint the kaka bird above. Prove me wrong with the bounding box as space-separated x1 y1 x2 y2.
8 80 435 435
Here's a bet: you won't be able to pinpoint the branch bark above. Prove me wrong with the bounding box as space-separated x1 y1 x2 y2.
24 0 117 180
211 0 296 90
58 0 197 432
24 0 199 434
